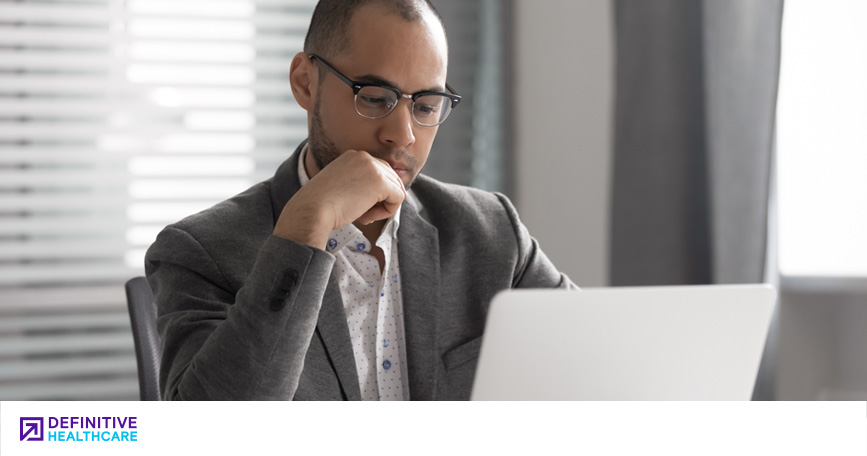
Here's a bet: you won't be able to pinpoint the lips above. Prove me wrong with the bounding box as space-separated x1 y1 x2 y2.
386 160 409 173
391 167 409 179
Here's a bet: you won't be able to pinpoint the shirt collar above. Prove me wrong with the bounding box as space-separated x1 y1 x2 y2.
297 144 401 251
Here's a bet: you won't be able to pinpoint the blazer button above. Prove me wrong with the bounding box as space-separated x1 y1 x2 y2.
281 269 299 290
269 297 286 312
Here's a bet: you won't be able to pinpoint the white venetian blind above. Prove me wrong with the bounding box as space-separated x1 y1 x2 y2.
0 0 316 400
0 0 504 400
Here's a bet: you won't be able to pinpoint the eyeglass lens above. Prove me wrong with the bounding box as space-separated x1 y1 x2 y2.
355 86 453 126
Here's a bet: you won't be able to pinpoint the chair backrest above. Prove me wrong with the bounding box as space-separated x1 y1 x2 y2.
124 276 161 401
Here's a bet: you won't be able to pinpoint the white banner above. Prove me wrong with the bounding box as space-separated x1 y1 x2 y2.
1 401 866 455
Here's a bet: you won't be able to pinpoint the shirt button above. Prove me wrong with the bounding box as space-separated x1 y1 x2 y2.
382 360 391 370
356 242 366 251
327 238 338 249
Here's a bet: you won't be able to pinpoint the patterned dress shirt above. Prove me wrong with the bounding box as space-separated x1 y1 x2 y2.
297 147 409 400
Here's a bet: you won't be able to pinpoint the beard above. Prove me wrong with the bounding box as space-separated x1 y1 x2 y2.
308 93 421 189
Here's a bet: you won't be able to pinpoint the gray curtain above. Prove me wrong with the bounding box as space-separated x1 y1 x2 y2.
611 0 783 398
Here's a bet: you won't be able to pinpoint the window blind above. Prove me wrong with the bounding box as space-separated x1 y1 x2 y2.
0 0 317 400
0 0 505 400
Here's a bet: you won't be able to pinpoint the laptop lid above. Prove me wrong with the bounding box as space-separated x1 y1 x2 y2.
470 284 776 400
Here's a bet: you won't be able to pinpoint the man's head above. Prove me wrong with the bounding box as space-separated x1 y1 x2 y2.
289 0 450 188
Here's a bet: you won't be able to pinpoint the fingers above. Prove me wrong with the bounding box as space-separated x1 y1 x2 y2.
358 203 392 225
382 172 406 205
371 156 406 194
368 156 406 206
306 150 408 228
358 199 403 225
355 173 404 226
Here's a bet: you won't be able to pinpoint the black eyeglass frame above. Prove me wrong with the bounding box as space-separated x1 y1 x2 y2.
308 54 462 126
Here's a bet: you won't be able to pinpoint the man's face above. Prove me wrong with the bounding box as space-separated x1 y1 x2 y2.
307 4 449 188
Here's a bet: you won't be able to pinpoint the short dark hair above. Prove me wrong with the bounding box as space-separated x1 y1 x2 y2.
303 0 444 59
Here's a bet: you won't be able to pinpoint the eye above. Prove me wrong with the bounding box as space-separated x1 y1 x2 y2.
359 95 389 106
415 104 438 115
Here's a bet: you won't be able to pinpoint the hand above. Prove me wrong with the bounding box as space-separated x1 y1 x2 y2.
273 150 406 249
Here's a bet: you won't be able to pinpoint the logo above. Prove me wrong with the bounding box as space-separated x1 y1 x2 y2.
18 416 139 442
20 417 44 441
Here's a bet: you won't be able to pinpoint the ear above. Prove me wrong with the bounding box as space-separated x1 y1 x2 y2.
289 52 317 112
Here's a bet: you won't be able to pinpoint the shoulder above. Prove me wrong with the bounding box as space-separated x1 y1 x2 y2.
408 174 522 239
411 173 513 209
171 179 276 239
147 179 278 290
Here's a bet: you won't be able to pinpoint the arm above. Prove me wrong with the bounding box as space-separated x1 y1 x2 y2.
147 150 406 400
147 228 335 400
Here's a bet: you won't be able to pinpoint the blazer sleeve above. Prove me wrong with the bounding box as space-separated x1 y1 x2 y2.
495 193 580 291
145 227 335 400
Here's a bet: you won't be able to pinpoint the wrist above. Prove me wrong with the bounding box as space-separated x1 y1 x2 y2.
273 203 333 250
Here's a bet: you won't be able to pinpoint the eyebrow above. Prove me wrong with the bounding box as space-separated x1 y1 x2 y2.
354 73 446 94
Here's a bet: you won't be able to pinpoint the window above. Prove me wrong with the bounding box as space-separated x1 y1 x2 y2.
0 0 319 400
0 0 507 399
776 0 867 277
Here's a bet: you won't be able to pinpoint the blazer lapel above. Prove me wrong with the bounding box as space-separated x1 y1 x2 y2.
316 272 362 400
398 193 441 400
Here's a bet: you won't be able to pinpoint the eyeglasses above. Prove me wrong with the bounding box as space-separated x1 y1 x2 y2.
309 54 461 127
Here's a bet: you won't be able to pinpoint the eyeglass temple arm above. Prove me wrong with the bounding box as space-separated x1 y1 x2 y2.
445 83 461 107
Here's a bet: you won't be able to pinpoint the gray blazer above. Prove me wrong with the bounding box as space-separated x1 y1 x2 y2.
146 142 577 400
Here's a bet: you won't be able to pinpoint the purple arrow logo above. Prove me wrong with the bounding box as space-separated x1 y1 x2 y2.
20 417 44 441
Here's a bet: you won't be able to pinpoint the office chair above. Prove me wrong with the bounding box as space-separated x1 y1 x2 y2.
124 276 161 401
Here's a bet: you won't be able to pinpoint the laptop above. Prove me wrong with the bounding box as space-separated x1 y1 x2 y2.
470 284 776 400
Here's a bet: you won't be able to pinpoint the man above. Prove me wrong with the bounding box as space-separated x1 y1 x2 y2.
146 0 577 401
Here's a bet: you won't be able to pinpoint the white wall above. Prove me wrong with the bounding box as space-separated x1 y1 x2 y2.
513 1 614 287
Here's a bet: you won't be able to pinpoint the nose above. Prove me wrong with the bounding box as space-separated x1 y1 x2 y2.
377 98 416 148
